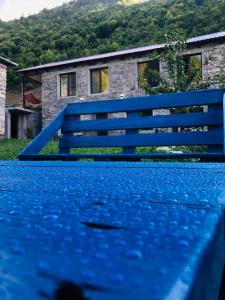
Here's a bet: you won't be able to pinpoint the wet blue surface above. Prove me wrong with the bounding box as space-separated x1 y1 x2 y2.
0 161 224 300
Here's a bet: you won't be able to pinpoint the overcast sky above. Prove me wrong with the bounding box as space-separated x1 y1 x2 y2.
0 0 71 21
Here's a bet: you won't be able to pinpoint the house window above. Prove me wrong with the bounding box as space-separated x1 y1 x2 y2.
60 72 76 98
90 67 109 94
138 60 160 88
183 53 202 79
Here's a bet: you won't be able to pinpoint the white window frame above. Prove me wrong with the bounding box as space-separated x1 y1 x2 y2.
182 52 203 80
135 58 161 90
57 69 77 99
88 64 110 96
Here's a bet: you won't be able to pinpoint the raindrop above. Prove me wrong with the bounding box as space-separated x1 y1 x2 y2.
110 273 124 285
81 270 95 281
43 214 58 221
132 278 143 288
12 246 25 255
177 239 190 248
125 249 143 260
38 261 50 273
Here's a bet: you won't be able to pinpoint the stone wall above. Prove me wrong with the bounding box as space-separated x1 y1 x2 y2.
0 63 7 136
42 58 144 126
42 41 225 126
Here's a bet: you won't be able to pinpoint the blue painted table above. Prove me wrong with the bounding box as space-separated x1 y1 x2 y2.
0 161 224 300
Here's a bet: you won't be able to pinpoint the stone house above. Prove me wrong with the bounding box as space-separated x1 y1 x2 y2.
19 31 225 129
0 57 39 140
0 57 17 136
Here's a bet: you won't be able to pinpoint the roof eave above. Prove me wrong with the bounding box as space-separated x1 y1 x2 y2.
18 45 165 74
0 57 18 68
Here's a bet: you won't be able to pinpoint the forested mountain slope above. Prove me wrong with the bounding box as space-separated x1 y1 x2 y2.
0 0 224 88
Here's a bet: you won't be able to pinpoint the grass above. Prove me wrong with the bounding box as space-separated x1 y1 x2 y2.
0 139 32 160
0 138 206 160
0 139 123 160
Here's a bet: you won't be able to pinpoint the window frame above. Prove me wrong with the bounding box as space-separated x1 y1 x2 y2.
58 70 77 99
89 66 109 95
182 53 203 80
137 59 160 89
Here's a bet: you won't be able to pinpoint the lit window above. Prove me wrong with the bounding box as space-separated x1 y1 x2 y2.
90 67 109 94
183 54 202 79
138 60 160 88
60 72 76 98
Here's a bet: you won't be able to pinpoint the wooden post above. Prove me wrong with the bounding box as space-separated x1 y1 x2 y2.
22 75 26 108
5 110 11 139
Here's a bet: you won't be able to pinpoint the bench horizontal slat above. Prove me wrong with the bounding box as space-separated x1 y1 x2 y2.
60 130 222 148
62 112 223 132
65 89 224 115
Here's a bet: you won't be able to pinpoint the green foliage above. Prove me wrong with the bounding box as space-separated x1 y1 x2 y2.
142 31 211 95
163 32 188 92
0 0 225 89
0 139 32 160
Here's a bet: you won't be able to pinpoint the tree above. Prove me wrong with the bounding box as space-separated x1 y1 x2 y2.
141 30 210 96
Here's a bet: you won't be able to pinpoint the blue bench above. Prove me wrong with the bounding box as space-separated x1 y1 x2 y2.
19 88 225 161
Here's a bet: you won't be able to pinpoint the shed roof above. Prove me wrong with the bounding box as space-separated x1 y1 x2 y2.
0 56 18 68
19 31 225 74
6 107 33 114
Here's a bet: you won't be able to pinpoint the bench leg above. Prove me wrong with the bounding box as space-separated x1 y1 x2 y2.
219 264 225 300
59 147 70 154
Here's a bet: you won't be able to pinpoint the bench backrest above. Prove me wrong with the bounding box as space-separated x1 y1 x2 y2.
19 88 225 160
60 89 225 153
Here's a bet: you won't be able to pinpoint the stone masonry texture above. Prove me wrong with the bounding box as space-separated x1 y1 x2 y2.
0 63 7 136
42 41 225 126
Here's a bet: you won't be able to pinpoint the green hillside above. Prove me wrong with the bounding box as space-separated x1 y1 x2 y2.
0 0 225 88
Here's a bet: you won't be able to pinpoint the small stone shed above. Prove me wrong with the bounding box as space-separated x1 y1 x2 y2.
0 56 17 136
5 106 33 139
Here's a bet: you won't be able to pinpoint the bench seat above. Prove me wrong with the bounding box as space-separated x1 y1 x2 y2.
0 161 224 299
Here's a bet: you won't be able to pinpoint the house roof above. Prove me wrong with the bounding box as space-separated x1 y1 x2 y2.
0 56 18 68
19 31 225 74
